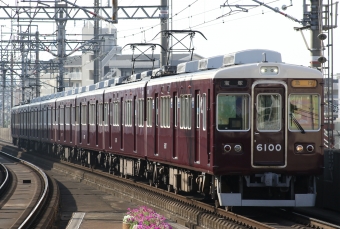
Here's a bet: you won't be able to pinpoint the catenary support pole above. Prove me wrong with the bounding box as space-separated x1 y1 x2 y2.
309 0 323 68
160 0 168 67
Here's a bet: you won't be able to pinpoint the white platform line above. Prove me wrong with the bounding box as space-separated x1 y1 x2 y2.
66 212 86 229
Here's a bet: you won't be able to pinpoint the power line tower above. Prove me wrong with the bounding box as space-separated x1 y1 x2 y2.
0 0 167 96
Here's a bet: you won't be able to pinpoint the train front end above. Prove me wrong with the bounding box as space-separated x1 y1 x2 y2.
212 50 324 207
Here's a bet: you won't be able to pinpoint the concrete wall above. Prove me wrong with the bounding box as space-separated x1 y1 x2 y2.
0 128 11 142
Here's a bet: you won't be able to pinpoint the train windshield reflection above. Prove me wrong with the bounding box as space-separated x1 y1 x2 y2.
256 94 281 131
289 94 320 131
217 94 250 131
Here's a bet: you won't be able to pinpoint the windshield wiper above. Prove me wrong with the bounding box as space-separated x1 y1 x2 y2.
290 113 305 134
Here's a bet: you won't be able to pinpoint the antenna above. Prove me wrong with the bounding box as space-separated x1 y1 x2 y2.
262 52 267 63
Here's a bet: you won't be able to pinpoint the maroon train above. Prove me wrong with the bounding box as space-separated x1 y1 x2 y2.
11 49 324 207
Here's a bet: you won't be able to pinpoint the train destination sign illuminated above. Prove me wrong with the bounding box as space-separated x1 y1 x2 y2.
291 80 317 87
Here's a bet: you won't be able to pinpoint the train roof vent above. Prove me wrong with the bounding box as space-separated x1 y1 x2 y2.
141 70 152 79
223 49 282 66
162 65 177 75
198 55 224 70
177 60 199 74
116 76 125 85
86 84 96 92
81 86 87 93
104 79 115 87
95 81 105 89
66 90 73 96
152 68 162 77
72 88 78 95
129 73 141 82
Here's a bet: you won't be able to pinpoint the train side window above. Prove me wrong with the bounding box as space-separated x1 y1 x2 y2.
75 105 79 124
104 103 108 126
89 104 96 125
180 94 192 129
155 96 159 127
288 94 320 131
98 103 103 126
138 98 144 127
111 101 119 126
124 100 132 127
202 93 206 131
160 96 170 128
147 98 153 127
217 94 250 131
196 94 200 129
174 95 178 128
81 104 87 125
60 106 65 125
65 106 70 125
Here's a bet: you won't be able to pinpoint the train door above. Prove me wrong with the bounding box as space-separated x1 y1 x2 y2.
252 81 287 167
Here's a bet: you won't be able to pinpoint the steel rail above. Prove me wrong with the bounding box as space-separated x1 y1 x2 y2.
0 162 9 193
0 151 49 229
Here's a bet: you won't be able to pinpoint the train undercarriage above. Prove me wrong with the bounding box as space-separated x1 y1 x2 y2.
15 138 317 208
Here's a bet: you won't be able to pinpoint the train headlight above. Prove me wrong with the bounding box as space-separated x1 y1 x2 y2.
260 66 279 75
306 145 314 153
234 145 242 152
224 145 231 153
296 145 304 153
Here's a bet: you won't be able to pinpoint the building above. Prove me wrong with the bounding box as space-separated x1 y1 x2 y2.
39 22 204 97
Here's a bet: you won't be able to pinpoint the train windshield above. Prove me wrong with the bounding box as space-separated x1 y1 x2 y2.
256 94 281 131
288 94 320 131
217 94 250 131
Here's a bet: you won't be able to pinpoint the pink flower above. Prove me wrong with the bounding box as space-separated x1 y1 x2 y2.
124 206 172 229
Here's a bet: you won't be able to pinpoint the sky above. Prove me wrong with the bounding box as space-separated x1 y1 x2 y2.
0 0 339 74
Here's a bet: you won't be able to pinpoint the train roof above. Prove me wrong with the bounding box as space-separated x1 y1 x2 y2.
19 49 322 105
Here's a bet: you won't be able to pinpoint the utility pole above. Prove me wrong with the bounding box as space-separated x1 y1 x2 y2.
94 0 100 83
35 31 40 97
160 0 168 67
1 63 5 127
309 0 323 68
10 52 13 108
56 2 67 92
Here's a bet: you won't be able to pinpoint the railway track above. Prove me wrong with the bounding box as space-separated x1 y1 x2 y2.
1 140 339 229
0 149 60 229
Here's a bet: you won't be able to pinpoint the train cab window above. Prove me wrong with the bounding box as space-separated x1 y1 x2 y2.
217 94 250 131
288 94 320 131
256 94 281 131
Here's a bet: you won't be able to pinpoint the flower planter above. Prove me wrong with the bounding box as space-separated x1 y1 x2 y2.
122 222 131 229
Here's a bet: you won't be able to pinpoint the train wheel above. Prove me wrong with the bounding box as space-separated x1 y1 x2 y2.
167 185 173 192
214 200 220 208
225 206 233 212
